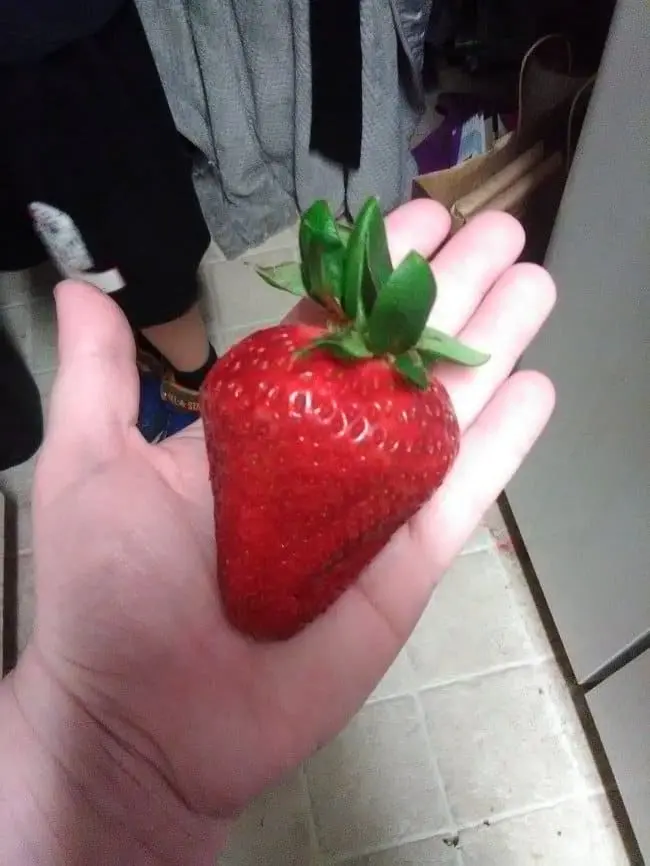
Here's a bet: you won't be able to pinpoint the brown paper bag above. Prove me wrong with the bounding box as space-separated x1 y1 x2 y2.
413 35 596 244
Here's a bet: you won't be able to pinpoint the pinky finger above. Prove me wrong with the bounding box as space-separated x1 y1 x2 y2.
411 369 556 580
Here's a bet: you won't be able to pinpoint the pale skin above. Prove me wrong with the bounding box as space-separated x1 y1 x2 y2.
141 301 211 372
0 202 557 865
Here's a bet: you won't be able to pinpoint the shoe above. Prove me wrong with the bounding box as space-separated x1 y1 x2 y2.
135 338 168 442
137 368 168 443
137 368 200 443
160 372 201 438
135 336 203 442
136 353 201 442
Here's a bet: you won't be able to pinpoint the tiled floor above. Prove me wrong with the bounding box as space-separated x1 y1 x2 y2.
0 233 633 865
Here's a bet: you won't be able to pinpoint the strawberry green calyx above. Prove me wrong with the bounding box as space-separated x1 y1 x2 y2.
256 197 490 389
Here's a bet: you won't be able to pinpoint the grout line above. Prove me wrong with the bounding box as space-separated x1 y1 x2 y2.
29 365 58 377
300 765 324 866
329 830 456 865
364 688 410 706
455 537 497 559
455 788 615 835
412 657 551 697
333 829 463 862
413 686 457 834
0 300 30 313
324 688 456 864
330 790 612 864
364 532 547 705
239 245 300 262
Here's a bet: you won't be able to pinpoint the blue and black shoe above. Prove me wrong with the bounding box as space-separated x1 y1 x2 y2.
137 368 169 443
135 338 202 442
160 372 202 438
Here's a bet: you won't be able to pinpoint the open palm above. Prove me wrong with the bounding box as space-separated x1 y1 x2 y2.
25 201 555 821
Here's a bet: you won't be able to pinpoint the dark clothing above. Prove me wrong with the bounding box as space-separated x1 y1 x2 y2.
309 0 363 171
0 0 125 63
0 323 43 471
0 0 210 329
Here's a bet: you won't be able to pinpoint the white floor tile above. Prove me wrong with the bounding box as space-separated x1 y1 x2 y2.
34 369 56 420
306 696 450 859
0 452 38 505
459 795 630 866
2 303 32 361
242 246 302 269
201 240 227 265
28 298 58 373
460 525 494 555
339 834 462 866
240 225 300 261
202 259 299 330
482 500 510 542
420 664 585 826
0 263 57 310
16 502 33 556
494 524 563 662
15 553 35 654
219 771 314 866
216 322 279 356
407 547 546 689
0 271 31 310
545 671 609 796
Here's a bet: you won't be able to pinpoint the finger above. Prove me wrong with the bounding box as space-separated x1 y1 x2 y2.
438 262 557 430
407 369 556 605
276 371 555 735
384 198 451 265
45 281 139 460
429 210 526 333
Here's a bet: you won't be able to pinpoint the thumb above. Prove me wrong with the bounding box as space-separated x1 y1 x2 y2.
44 281 139 463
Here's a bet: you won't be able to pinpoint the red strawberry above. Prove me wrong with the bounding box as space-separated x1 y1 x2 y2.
201 198 489 641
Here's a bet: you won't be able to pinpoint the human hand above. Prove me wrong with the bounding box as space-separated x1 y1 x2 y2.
4 202 556 863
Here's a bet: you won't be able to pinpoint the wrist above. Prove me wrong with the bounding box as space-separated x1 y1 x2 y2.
0 649 229 865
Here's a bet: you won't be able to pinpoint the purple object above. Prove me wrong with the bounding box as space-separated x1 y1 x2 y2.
412 116 462 174
412 92 514 175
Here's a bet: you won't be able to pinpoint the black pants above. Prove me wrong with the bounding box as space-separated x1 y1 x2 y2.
0 0 210 330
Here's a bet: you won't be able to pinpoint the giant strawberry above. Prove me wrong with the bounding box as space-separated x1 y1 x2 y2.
201 198 489 641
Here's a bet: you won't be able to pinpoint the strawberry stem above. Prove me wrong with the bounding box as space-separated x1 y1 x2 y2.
255 198 490 389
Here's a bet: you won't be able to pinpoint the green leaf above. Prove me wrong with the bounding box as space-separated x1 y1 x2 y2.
336 219 353 246
298 329 372 362
341 206 369 322
300 200 341 257
364 200 393 303
366 251 436 355
255 262 307 297
310 246 346 308
393 352 429 390
418 327 490 367
341 197 394 328
299 200 346 305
